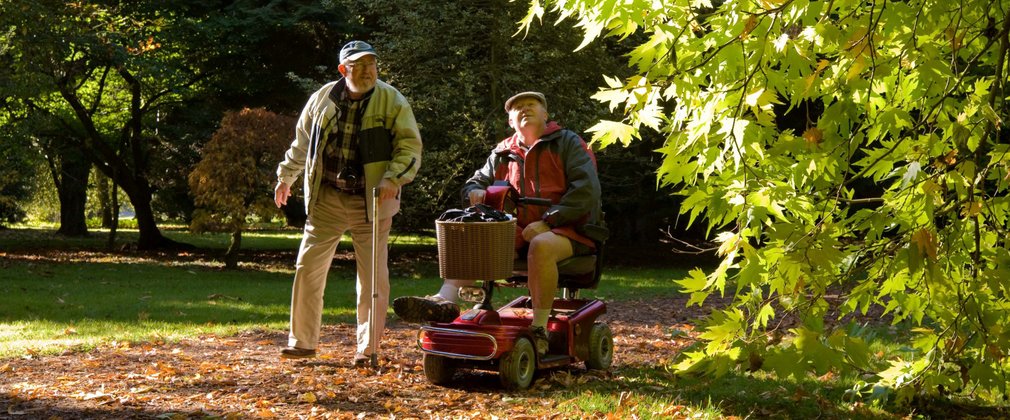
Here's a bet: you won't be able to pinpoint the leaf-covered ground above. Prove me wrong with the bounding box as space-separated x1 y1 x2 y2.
1 295 706 419
1 240 993 419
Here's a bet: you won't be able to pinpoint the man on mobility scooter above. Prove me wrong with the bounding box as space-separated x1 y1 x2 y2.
394 92 609 388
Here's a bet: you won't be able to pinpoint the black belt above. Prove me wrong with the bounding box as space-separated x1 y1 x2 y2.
327 183 365 195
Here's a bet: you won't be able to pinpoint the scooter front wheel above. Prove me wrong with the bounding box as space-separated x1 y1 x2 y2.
423 353 457 385
499 337 536 390
585 322 614 370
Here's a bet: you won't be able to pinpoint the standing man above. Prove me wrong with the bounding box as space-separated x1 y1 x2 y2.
274 40 422 366
393 91 601 356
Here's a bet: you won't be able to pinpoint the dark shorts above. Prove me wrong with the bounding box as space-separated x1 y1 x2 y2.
570 239 594 256
516 237 594 258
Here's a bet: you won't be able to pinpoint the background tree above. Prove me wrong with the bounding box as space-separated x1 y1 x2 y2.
525 0 1010 405
3 0 684 246
189 108 295 269
0 0 194 248
92 169 116 229
342 0 679 242
147 0 356 224
38 129 91 236
0 0 353 248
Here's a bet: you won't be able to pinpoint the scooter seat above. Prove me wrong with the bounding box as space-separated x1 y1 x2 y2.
558 255 597 276
512 255 596 276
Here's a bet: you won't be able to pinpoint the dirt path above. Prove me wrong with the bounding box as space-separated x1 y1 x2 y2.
1 296 709 419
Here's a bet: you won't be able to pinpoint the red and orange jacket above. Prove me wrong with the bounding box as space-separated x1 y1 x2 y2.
461 121 603 249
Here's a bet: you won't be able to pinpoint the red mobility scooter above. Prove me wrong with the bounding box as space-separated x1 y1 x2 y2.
416 185 613 390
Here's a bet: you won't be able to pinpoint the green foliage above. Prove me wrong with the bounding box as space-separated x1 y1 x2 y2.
527 0 1010 405
22 157 59 225
0 130 34 225
343 0 633 230
0 82 43 227
139 1 355 222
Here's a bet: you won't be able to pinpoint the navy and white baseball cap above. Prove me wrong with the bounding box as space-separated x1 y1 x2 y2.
339 40 377 63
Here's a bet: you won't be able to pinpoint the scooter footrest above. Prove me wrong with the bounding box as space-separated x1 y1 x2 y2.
417 325 499 361
538 354 573 368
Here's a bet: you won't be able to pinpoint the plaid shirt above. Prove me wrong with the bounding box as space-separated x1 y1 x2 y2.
322 88 372 191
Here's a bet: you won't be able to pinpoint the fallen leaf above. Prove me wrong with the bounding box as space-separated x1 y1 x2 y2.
81 391 112 401
298 392 317 403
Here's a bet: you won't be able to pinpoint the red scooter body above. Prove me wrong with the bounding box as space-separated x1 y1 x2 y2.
420 296 607 360
417 183 612 390
419 294 611 390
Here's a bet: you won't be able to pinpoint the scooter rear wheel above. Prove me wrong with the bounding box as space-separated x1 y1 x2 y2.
585 322 614 370
499 337 536 390
423 353 457 385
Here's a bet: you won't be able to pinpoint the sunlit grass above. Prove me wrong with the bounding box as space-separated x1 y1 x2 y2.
0 223 684 359
595 266 691 300
0 224 532 359
0 260 285 358
164 225 435 250
0 319 286 357
549 387 724 419
0 244 683 360
529 361 899 419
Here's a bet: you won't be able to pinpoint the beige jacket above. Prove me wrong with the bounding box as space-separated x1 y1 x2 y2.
277 79 422 219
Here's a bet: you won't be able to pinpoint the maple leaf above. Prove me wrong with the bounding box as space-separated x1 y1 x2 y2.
910 229 938 261
740 16 758 39
933 149 958 169
960 201 983 218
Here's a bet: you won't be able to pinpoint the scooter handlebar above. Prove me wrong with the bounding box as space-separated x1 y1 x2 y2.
517 197 552 207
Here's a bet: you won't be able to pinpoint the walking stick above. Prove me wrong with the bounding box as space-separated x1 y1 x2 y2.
369 187 380 369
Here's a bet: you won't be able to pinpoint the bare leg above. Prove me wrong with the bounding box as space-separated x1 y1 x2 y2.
526 232 574 319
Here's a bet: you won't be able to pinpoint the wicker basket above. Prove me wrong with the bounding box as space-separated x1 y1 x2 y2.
436 219 516 280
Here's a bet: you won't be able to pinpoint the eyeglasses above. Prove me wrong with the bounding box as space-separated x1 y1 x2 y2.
345 59 377 70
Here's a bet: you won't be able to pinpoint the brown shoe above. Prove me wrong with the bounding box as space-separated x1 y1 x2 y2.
280 346 316 359
393 295 460 323
530 326 549 356
353 352 370 367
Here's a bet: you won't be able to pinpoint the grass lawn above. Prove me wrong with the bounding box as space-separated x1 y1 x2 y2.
0 227 684 359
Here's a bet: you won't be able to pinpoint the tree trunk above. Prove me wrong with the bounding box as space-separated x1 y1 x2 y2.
107 180 118 250
108 165 190 250
122 180 169 250
49 144 89 237
95 170 114 229
224 228 242 269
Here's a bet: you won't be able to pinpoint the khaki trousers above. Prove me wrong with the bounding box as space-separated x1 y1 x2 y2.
288 186 392 355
